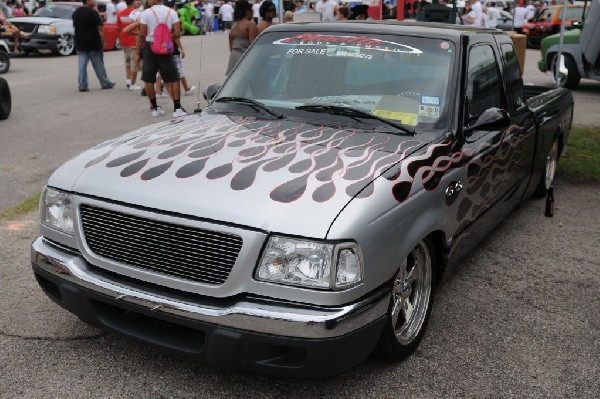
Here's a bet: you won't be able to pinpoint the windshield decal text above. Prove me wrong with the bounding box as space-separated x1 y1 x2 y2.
274 34 423 54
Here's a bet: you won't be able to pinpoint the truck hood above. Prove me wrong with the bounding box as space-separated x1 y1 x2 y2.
49 113 429 238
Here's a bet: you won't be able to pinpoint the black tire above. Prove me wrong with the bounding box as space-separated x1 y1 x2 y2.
376 237 436 361
53 34 75 56
0 51 9 74
552 54 581 90
533 137 559 198
0 78 11 120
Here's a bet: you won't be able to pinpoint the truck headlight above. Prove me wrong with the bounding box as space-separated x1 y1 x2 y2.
256 236 363 289
40 187 74 235
38 25 57 34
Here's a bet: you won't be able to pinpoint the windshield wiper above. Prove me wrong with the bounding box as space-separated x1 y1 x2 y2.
214 96 284 119
295 104 415 135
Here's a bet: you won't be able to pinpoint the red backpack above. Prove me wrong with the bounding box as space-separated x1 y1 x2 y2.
150 8 174 55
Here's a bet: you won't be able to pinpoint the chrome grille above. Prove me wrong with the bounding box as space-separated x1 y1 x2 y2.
11 23 37 34
80 205 242 285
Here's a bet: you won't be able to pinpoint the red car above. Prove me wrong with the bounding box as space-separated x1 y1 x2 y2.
523 4 589 48
7 2 119 56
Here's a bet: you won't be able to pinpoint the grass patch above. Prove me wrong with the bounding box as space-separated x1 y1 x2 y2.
0 192 41 221
558 126 600 180
1 166 15 172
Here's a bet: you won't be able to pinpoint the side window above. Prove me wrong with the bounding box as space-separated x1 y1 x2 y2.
466 45 504 120
501 43 526 110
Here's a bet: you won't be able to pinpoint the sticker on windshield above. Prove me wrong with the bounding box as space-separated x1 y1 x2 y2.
274 34 423 54
307 95 381 110
420 96 440 106
326 46 373 60
418 105 440 118
372 110 418 126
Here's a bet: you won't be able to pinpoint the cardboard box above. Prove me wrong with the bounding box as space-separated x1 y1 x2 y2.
506 31 527 73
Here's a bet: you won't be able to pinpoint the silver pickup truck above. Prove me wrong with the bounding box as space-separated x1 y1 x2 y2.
31 22 573 378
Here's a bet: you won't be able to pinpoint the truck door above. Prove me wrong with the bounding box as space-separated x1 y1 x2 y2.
448 41 529 262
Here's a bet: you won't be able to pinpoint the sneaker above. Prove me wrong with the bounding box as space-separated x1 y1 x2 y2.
102 82 116 89
172 108 187 118
158 92 169 98
151 107 165 117
129 84 142 91
184 85 196 96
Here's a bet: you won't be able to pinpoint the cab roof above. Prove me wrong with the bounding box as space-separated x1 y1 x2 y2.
268 20 505 40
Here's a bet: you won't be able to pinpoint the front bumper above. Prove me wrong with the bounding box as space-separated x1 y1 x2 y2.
31 236 389 377
5 34 59 52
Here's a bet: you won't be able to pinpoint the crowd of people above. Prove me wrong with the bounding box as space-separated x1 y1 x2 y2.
460 0 551 31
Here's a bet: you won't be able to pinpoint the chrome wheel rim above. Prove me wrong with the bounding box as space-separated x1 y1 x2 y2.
552 56 567 87
391 240 432 345
57 34 74 56
545 140 559 190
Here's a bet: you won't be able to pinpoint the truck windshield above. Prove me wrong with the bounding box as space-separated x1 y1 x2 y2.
216 31 456 130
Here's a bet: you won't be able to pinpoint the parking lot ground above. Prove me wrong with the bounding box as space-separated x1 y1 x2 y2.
1 175 598 398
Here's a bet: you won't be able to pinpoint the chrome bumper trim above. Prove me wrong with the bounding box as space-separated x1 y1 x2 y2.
32 237 390 339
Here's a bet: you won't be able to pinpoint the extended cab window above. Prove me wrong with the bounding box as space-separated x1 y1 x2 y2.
218 32 456 130
501 43 526 110
466 45 504 120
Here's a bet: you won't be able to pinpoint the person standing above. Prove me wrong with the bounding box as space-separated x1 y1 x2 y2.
202 0 214 34
257 0 275 33
252 0 260 24
106 0 118 23
512 0 528 34
471 0 483 26
315 0 339 21
117 0 141 90
136 0 186 117
226 0 257 76
218 0 234 34
525 0 536 21
487 1 500 28
72 0 115 92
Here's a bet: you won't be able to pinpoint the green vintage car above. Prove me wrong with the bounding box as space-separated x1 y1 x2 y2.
538 0 600 89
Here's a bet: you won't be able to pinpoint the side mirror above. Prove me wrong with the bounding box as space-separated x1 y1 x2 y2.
203 83 222 102
464 108 510 134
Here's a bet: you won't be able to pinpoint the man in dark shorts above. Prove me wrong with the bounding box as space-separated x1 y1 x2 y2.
135 0 186 117
72 0 115 92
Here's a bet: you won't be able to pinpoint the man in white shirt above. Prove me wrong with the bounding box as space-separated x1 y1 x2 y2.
315 0 339 21
202 1 215 34
135 0 186 118
218 0 234 33
513 0 528 34
471 0 483 27
106 0 118 23
252 0 260 24
525 0 537 21
487 1 501 28
116 0 127 12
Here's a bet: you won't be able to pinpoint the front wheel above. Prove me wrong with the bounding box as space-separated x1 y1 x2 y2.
0 51 9 74
552 54 580 90
376 238 436 361
533 137 559 198
0 78 12 120
53 34 75 56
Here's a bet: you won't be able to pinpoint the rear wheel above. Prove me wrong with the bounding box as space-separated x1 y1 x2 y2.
376 238 436 361
533 137 559 198
552 54 580 90
0 51 9 74
0 78 11 120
